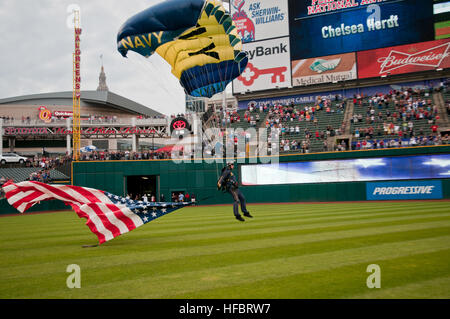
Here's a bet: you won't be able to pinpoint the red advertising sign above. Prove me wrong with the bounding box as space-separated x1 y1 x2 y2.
38 106 52 123
54 110 73 117
2 127 157 136
357 39 450 79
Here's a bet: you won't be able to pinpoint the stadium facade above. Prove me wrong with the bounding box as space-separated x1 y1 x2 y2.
0 89 169 156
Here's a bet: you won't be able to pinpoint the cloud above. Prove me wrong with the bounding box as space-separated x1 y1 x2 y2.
423 158 450 167
0 0 187 116
353 159 386 168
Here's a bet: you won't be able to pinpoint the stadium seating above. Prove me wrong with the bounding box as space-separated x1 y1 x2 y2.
0 167 70 183
276 101 346 153
180 85 448 158
349 90 439 150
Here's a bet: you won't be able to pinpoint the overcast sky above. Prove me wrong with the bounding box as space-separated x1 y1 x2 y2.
0 0 231 116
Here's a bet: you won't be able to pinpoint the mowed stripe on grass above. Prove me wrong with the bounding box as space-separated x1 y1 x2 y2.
0 201 449 298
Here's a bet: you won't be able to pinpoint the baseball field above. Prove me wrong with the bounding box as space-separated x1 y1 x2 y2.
0 201 449 299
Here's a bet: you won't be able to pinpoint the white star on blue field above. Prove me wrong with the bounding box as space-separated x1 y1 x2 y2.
105 192 189 224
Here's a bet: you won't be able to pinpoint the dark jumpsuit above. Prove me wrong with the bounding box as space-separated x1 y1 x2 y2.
218 167 249 217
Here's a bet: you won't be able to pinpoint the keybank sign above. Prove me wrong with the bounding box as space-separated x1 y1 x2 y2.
367 181 443 200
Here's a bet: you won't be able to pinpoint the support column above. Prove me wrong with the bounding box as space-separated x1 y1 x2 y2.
66 117 71 156
131 117 137 152
9 137 15 152
109 139 118 152
0 118 3 156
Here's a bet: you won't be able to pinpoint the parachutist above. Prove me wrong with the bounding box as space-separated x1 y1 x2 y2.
116 0 248 98
217 162 253 222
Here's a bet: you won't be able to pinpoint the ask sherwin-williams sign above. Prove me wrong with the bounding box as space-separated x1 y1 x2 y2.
367 181 443 200
230 0 289 43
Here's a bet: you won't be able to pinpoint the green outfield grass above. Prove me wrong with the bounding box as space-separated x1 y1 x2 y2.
0 201 449 299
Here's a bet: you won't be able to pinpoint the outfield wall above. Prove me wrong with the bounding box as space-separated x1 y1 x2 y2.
1 146 449 215
72 145 450 205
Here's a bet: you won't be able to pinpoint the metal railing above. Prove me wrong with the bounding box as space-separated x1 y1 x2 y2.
0 118 169 127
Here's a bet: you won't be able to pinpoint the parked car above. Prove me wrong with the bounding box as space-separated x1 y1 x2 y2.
0 153 29 165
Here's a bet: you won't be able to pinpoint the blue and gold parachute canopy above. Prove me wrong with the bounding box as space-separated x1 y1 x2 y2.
117 0 248 98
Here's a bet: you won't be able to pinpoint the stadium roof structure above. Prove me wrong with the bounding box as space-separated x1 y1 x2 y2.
0 90 163 117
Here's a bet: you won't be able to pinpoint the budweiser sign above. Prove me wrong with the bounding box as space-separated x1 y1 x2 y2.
378 43 450 73
358 39 450 79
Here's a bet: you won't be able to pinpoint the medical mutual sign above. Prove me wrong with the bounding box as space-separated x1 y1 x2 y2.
367 181 443 200
292 52 357 86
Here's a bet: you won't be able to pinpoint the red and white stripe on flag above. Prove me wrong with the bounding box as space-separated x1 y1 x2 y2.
2 181 144 244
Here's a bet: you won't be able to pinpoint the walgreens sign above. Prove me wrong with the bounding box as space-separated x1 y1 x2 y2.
357 39 450 79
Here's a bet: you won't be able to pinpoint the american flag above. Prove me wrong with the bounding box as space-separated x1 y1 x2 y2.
2 181 191 244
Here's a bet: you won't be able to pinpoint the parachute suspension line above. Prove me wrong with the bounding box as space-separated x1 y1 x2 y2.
136 57 176 98
205 60 214 98
221 60 231 104
184 60 199 97
145 59 174 96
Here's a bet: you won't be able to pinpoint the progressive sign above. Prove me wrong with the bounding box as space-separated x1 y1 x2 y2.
366 180 443 200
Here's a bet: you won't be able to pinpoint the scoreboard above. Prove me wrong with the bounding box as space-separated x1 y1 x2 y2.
231 0 449 95
289 0 434 60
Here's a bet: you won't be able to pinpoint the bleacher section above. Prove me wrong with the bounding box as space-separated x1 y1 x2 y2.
349 90 439 149
278 101 346 153
223 109 266 131
209 86 448 155
216 99 346 154
0 167 70 183
442 89 450 117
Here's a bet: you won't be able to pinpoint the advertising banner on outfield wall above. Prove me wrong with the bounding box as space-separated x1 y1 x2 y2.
292 53 357 86
233 37 292 94
242 155 450 186
230 0 289 43
357 38 450 79
289 0 435 60
367 181 443 200
237 78 444 109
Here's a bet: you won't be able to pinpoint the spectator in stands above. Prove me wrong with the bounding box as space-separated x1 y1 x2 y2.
431 124 439 135
41 170 50 183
